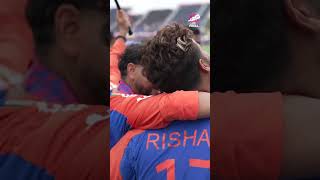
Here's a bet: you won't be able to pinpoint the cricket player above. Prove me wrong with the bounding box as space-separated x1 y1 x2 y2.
111 23 211 180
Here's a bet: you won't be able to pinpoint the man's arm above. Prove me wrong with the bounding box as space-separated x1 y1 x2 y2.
199 91 210 118
110 91 210 148
110 38 126 87
111 91 210 129
110 10 131 87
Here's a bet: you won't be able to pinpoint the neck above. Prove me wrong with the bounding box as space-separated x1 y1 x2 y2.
195 73 210 92
124 77 137 93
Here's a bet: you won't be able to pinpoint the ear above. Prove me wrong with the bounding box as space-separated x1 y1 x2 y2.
54 4 81 57
126 63 136 79
285 0 320 32
199 58 210 72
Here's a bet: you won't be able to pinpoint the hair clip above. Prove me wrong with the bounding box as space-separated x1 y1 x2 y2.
176 37 187 52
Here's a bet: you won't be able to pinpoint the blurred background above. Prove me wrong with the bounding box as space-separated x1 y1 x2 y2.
110 0 210 53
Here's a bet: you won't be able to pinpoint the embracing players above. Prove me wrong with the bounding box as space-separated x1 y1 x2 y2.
111 23 210 180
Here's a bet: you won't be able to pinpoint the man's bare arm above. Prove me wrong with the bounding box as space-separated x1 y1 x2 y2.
198 92 210 118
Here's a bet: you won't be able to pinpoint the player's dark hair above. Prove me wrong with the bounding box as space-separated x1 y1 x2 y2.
119 44 143 78
141 23 202 93
212 0 290 92
26 0 107 56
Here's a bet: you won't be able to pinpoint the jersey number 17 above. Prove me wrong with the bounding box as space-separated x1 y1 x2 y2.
156 158 210 180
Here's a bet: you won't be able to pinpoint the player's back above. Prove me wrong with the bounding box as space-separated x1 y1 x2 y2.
111 118 210 180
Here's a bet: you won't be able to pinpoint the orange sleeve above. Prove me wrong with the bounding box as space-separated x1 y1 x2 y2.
212 91 283 179
110 129 144 180
110 39 126 88
0 104 107 179
111 91 199 129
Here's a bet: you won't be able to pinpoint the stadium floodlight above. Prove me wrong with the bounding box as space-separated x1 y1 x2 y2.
114 0 133 36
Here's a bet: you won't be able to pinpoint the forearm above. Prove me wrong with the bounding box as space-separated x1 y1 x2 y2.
198 92 210 119
111 91 200 129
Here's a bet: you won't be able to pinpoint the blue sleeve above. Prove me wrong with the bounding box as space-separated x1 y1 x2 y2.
120 137 137 180
110 110 132 148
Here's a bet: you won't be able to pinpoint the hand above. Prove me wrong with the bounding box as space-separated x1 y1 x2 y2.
116 9 131 37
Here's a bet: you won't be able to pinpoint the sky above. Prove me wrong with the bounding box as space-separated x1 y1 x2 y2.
110 0 210 15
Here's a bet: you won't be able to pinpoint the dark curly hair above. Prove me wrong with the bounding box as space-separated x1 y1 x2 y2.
119 44 143 78
141 23 202 93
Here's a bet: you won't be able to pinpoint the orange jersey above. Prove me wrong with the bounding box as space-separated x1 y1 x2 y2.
0 100 107 179
110 91 199 148
212 92 283 179
110 39 126 89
